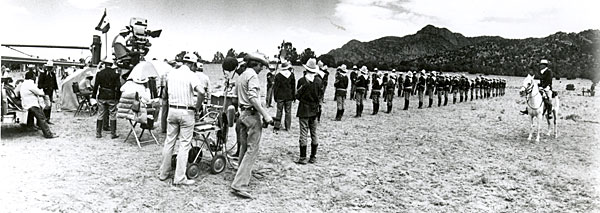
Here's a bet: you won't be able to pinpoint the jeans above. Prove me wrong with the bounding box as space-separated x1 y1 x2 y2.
159 108 195 183
275 100 292 130
231 110 262 192
299 116 318 146
28 106 53 137
97 99 117 121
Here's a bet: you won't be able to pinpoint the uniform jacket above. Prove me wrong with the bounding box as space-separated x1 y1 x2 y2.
355 75 369 89
38 71 58 90
416 76 426 91
540 68 553 89
93 67 122 100
350 71 358 85
273 71 296 102
296 75 323 118
403 76 413 90
334 72 349 97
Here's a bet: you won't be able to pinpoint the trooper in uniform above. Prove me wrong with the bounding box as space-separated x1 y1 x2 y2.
384 70 396 113
415 70 426 108
461 74 469 102
474 76 481 99
469 78 475 101
333 64 349 121
92 59 122 139
37 60 58 124
349 65 358 100
296 58 324 165
354 66 369 117
396 70 404 97
450 75 459 104
370 70 383 115
436 72 445 107
403 72 413 110
425 71 436 107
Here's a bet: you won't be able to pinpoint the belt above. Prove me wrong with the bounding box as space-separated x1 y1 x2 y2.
356 87 366 90
371 89 381 93
239 105 256 111
335 88 347 91
169 105 196 111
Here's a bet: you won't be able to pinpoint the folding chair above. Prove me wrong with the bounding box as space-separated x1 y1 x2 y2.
72 82 95 116
124 107 161 148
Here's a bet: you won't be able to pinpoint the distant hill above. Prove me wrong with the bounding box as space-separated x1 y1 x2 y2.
326 25 600 81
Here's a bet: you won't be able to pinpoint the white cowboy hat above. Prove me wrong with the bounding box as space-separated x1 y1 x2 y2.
352 65 358 70
359 66 368 74
540 59 549 64
303 58 319 73
340 64 348 72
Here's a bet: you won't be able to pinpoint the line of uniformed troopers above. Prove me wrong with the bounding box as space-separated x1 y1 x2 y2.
335 66 506 120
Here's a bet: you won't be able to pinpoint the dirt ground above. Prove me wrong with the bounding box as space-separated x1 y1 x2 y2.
1 65 599 212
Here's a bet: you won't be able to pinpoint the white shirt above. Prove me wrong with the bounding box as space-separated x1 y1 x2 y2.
19 79 45 110
166 65 201 107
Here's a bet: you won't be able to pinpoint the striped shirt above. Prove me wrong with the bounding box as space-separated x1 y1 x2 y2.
166 65 201 107
236 68 260 107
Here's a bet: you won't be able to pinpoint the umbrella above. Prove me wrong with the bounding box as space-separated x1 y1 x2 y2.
147 60 173 77
127 61 159 81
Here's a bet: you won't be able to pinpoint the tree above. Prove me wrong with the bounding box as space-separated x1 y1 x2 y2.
237 52 248 59
317 54 336 67
299 48 316 65
212 51 225 63
288 48 300 65
226 48 237 58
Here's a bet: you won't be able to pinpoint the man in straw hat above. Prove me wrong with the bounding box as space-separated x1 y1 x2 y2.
273 61 296 131
92 58 122 139
37 60 58 124
296 58 323 165
333 64 349 120
353 66 369 117
229 52 273 198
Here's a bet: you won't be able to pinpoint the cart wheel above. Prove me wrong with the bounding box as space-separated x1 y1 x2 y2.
186 163 201 179
210 155 227 174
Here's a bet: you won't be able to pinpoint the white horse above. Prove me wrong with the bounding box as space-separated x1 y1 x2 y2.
519 74 559 142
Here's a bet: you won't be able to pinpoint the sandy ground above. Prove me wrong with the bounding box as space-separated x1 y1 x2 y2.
1 65 599 212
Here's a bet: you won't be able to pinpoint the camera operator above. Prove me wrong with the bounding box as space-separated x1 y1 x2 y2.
230 52 273 199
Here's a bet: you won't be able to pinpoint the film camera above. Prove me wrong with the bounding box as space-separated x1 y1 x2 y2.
112 17 162 69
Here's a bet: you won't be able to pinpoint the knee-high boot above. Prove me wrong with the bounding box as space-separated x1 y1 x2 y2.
309 144 318 163
340 109 344 120
372 103 378 115
444 96 448 106
296 145 308 164
403 99 409 110
96 120 103 138
110 120 119 139
428 99 433 108
418 101 423 109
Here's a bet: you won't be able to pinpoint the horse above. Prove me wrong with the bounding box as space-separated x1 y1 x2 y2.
519 74 559 142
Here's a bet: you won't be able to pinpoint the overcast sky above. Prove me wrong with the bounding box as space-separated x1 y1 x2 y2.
1 0 598 62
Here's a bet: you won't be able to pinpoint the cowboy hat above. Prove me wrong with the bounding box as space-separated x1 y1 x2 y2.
420 69 426 74
244 52 269 66
392 69 396 72
303 58 319 73
279 62 292 70
540 59 549 64
359 66 368 74
352 65 358 70
340 64 348 72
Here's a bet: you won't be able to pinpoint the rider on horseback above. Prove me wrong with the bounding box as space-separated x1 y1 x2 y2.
520 59 554 119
